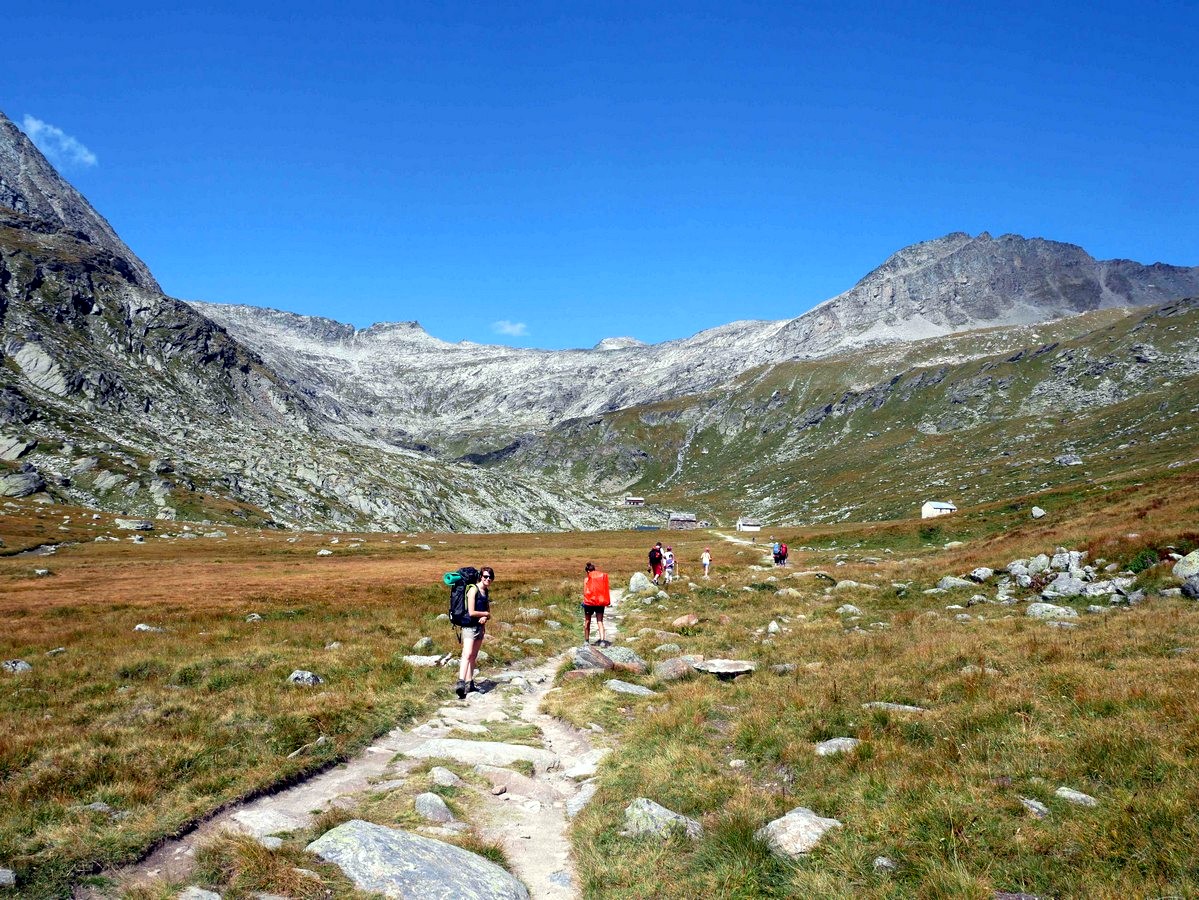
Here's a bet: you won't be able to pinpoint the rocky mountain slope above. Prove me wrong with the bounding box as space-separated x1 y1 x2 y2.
1 108 1196 531
194 232 1199 458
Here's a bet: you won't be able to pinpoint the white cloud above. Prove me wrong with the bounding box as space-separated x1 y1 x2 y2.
21 115 98 169
492 320 528 337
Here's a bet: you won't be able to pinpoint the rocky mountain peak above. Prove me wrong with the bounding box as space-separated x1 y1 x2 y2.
0 110 160 292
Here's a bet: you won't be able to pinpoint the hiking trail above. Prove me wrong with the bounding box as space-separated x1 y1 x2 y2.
101 591 626 900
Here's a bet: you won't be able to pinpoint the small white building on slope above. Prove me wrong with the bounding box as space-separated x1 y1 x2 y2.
921 501 957 519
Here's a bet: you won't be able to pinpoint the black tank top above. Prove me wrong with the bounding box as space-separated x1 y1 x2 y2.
470 584 490 615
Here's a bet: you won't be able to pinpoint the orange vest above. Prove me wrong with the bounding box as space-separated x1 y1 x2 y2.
583 571 611 606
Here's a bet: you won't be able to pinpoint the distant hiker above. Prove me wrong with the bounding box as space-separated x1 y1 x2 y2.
779 542 789 567
455 566 494 699
701 547 712 577
664 546 676 584
582 562 611 646
771 539 781 566
648 542 664 585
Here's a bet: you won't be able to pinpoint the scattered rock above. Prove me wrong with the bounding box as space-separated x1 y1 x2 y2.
405 738 558 774
2 660 31 675
287 670 324 686
960 665 1001 676
874 856 898 872
404 654 450 668
1025 602 1078 621
622 798 703 840
430 767 464 788
563 748 611 780
245 613 262 623
133 623 164 633
566 780 599 819
1020 797 1050 819
316 548 333 556
813 737 859 756
770 663 797 675
755 806 842 858
415 792 454 823
1174 551 1199 579
114 518 154 530
767 620 781 634
1030 506 1046 519
629 571 653 593
1054 786 1098 807
937 576 974 590
0 471 45 497
1183 576 1199 600
602 646 649 674
862 701 926 713
835 604 861 616
671 613 699 628
572 645 615 671
692 659 755 681
1054 453 1083 466
653 655 702 681
606 679 658 697
306 819 530 899
653 643 682 655
969 567 994 583
413 636 434 652
177 888 221 900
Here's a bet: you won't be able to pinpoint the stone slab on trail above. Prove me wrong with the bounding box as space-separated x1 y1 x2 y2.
404 737 559 775
306 819 530 899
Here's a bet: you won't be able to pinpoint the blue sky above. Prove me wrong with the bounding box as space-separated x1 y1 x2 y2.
6 1 1197 349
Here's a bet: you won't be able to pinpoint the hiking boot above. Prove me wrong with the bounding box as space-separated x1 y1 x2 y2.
454 679 467 699
468 680 479 693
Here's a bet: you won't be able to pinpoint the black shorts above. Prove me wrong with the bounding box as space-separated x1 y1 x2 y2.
581 603 607 616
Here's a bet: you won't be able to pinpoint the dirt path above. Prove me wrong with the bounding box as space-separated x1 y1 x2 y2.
105 592 626 899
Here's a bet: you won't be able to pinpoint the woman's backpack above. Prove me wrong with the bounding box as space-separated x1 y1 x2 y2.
444 567 480 627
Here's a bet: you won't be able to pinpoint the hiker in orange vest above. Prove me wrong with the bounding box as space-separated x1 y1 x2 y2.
582 562 612 647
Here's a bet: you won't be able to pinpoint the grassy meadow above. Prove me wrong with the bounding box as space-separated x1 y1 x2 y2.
0 461 1197 897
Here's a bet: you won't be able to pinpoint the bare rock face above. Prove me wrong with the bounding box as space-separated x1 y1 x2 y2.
306 819 529 899
0 111 160 291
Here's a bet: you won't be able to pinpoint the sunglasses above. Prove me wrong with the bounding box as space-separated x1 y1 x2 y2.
481 574 493 580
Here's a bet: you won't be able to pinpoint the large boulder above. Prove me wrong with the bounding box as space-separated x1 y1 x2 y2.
572 645 614 671
653 655 702 681
600 646 648 674
755 806 842 858
1174 551 1199 580
937 576 974 590
622 798 702 840
306 819 529 899
0 470 45 497
1026 602 1079 621
629 571 653 593
1183 576 1199 600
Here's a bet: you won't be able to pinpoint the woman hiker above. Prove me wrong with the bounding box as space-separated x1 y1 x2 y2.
582 562 611 647
455 565 494 699
701 546 712 577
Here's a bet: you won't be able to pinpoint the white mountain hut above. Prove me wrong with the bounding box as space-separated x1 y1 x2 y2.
920 501 957 519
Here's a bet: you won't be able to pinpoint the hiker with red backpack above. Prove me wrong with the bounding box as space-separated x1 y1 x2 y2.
648 542 664 584
582 562 611 646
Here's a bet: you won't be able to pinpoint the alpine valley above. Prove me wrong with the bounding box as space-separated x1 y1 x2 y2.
2 109 1197 532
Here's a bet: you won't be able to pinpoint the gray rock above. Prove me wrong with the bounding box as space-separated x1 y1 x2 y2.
622 797 702 840
862 701 926 713
0 868 14 887
1030 506 1046 519
770 663 798 675
403 654 449 668
177 889 221 900
429 767 464 788
414 792 454 823
767 620 781 634
1054 453 1083 466
316 548 334 556
1042 573 1085 597
287 670 324 686
412 637 434 652
1183 576 1199 600
133 623 165 633
960 665 1001 676
874 856 898 872
937 576 974 590
2 659 31 674
606 679 658 697
1026 554 1051 575
601 646 648 674
1045 621 1078 629
1025 602 1078 621
1054 786 1098 807
813 737 859 756
1174 551 1199 579
653 643 682 655
1020 797 1049 819
114 517 154 530
653 655 702 681
566 779 599 819
405 738 559 774
969 567 994 583
245 613 262 622
306 819 529 899
628 571 653 593
563 748 611 780
835 604 862 616
572 645 614 670
0 470 45 497
692 659 755 680
754 806 842 858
